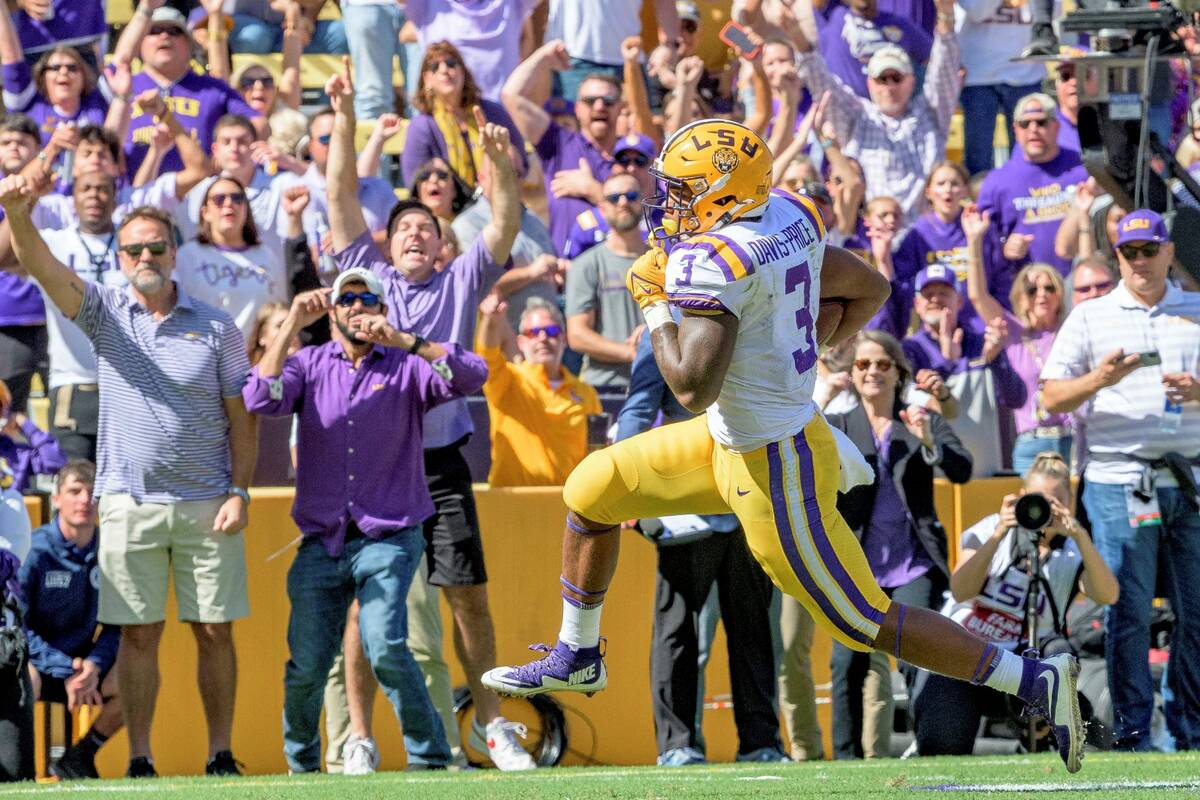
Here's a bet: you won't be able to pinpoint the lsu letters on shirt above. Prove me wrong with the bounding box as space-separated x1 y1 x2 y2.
664 190 827 452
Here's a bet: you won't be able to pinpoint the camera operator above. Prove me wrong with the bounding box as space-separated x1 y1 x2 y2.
911 452 1118 755
1041 209 1200 751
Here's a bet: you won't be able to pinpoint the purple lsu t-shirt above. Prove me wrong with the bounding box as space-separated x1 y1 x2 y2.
13 0 105 55
2 61 107 146
124 70 261 178
535 122 614 256
977 148 1087 301
334 231 507 449
893 212 984 334
817 5 932 99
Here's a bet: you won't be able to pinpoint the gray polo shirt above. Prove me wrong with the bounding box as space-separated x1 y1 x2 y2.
564 242 641 388
74 281 250 502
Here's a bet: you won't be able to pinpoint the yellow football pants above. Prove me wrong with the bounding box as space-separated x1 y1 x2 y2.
563 414 891 652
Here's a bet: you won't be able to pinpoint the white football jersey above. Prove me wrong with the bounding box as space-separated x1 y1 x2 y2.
665 189 828 451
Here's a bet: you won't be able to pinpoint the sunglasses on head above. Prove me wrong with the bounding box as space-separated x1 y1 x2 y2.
425 57 460 72
522 323 562 338
1118 242 1161 260
616 152 650 168
1074 279 1114 296
1024 282 1058 297
853 357 894 372
45 62 81 74
208 191 247 207
580 94 619 107
604 189 641 204
120 240 169 258
149 25 185 37
872 72 904 85
1016 117 1050 129
239 74 274 90
335 291 381 308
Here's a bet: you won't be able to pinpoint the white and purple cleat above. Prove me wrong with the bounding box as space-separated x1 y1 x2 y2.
1023 653 1085 773
482 641 607 698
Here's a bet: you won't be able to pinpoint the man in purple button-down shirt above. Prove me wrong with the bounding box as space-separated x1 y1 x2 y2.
243 269 487 773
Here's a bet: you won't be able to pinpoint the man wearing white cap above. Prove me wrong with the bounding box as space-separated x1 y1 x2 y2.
778 0 961 219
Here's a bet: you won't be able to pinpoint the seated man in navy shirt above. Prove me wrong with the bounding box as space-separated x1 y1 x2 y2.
18 460 121 780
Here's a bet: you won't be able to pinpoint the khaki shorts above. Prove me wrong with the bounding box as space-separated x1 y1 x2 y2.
97 494 249 625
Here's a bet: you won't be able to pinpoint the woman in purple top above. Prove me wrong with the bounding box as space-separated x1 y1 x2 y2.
401 40 525 189
0 7 108 146
963 204 1072 474
825 331 972 759
408 157 473 229
0 380 66 493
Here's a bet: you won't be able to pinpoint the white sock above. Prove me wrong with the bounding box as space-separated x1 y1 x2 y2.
558 597 602 649
981 647 1025 695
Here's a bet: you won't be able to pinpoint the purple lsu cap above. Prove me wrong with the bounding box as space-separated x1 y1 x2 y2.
614 133 657 162
1114 209 1169 248
915 264 959 293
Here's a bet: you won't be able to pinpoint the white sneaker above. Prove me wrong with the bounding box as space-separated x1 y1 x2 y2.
342 735 380 776
484 718 537 771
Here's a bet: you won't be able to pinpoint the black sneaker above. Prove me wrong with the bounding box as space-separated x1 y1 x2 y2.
125 756 157 779
50 744 99 780
1020 25 1059 59
205 750 244 777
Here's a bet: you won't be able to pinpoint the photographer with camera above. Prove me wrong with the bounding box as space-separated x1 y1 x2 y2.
911 452 1118 755
1041 209 1200 751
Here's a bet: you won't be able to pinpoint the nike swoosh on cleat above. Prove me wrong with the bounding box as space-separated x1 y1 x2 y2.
736 488 750 496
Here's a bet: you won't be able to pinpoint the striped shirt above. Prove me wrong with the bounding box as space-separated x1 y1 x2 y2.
74 282 250 502
797 30 962 219
1040 281 1200 485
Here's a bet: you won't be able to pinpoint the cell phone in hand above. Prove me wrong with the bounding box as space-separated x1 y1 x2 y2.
719 20 761 60
1138 351 1162 367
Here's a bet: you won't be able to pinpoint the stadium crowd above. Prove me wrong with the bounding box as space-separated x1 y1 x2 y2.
0 0 1198 781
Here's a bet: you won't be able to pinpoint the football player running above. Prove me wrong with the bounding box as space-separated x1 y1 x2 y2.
482 119 1085 772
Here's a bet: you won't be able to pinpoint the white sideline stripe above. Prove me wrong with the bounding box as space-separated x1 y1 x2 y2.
917 780 1200 792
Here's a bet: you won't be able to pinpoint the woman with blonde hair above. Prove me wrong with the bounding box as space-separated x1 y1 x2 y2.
963 203 1073 473
401 40 524 189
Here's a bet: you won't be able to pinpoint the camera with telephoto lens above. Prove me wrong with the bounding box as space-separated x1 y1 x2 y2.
1015 493 1053 532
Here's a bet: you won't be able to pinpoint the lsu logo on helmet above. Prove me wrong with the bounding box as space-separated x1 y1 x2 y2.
644 119 771 245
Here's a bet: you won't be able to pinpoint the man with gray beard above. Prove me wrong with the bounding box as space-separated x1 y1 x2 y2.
564 172 647 388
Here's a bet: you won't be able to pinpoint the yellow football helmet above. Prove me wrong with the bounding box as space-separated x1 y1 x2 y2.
644 118 772 245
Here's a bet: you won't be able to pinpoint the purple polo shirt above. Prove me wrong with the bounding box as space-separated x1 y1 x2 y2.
535 122 614 256
977 148 1087 300
335 231 506 448
861 424 934 588
400 98 525 186
12 0 105 55
817 5 932 99
242 340 487 557
124 70 260 178
902 325 1027 409
1 61 108 146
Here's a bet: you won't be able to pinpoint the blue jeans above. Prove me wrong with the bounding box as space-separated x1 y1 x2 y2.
344 3 406 119
1083 481 1200 751
1011 432 1073 477
282 528 450 772
230 14 348 55
960 82 1044 176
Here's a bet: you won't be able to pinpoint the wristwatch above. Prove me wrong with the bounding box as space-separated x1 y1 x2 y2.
227 487 251 505
408 334 427 354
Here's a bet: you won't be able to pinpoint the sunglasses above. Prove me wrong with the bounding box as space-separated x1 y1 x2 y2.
1024 283 1058 296
239 75 274 90
616 153 650 168
316 133 331 146
420 169 451 182
522 324 562 338
425 57 460 72
853 357 894 372
1016 117 1051 129
604 189 641 204
208 192 247 207
872 72 905 85
1118 242 1161 260
149 25 185 37
580 94 619 107
45 62 81 74
1073 280 1114 296
119 240 169 258
335 291 381 308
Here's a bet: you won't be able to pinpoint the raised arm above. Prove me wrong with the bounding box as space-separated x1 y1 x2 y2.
765 64 803 158
0 176 86 318
782 3 857 145
103 59 135 143
0 1 24 67
476 107 520 265
112 0 163 68
138 90 214 199
356 114 403 178
501 40 570 147
820 245 892 347
665 56 705 137
200 0 231 80
924 0 963 133
279 4 304 110
744 48 772 137
132 123 172 188
324 56 368 251
962 205 1006 323
621 37 660 144
773 93 824 186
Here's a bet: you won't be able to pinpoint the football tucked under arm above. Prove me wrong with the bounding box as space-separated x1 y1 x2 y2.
817 298 847 347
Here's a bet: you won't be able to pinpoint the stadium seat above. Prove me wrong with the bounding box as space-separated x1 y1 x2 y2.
33 702 94 779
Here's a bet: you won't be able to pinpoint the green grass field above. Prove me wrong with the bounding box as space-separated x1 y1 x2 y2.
1 752 1198 799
